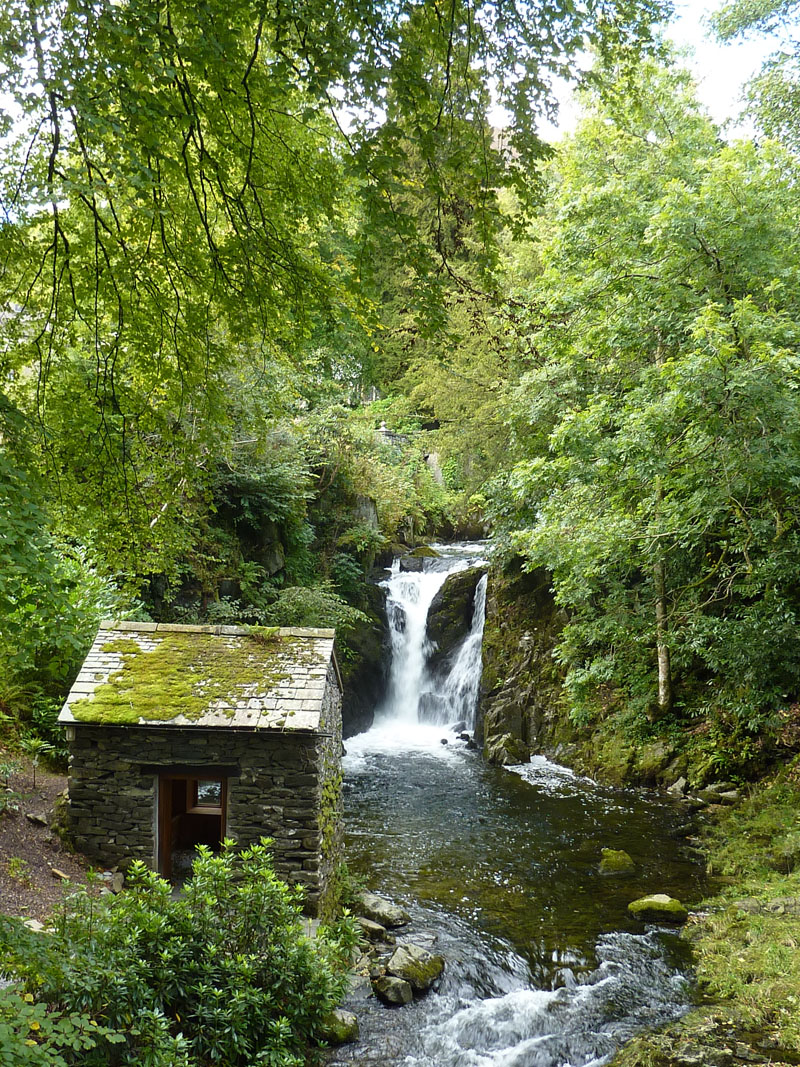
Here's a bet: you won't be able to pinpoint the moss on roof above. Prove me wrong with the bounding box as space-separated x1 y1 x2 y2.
70 631 294 726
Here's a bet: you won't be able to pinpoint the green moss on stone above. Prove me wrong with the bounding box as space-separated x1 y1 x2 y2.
599 848 635 875
628 893 688 923
387 944 445 991
408 545 441 558
71 633 293 725
247 625 281 645
318 1009 359 1044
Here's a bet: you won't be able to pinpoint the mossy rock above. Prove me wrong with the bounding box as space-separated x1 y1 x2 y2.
635 741 676 783
408 545 441 558
628 893 689 923
594 734 636 786
485 733 530 766
356 890 410 929
599 848 635 875
386 943 445 993
318 1008 359 1044
372 975 413 1005
49 789 74 850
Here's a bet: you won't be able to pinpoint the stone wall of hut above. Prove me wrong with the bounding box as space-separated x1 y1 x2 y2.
65 667 342 914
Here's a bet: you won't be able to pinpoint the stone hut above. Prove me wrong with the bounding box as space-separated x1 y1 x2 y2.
58 621 343 914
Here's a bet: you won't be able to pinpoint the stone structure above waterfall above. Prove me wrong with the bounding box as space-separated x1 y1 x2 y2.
58 622 343 914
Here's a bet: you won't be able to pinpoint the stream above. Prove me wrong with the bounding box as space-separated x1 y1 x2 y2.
331 545 706 1067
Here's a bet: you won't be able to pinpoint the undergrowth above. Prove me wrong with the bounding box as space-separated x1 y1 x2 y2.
0 840 358 1066
613 753 800 1066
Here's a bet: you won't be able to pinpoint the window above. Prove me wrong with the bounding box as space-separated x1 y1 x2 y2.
188 778 223 813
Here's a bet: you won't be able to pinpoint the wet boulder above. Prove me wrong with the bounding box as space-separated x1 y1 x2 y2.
398 545 442 571
356 916 391 942
484 732 530 766
356 890 410 928
318 1009 359 1044
599 848 635 876
386 943 445 993
426 566 488 675
372 975 414 1006
398 556 425 572
628 893 689 923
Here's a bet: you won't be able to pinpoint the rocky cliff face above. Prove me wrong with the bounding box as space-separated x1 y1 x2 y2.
426 565 488 679
478 562 696 787
478 563 568 766
340 582 390 738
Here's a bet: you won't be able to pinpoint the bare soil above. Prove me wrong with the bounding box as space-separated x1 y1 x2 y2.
0 753 94 922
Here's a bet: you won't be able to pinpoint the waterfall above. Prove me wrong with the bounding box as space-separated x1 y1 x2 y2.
427 571 488 730
340 544 699 1067
375 544 488 738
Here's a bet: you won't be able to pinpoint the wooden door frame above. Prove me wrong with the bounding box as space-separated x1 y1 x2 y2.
157 772 228 878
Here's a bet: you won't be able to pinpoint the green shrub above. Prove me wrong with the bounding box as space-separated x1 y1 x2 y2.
262 582 368 637
0 840 357 1066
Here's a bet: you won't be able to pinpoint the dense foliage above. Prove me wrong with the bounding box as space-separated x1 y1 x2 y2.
0 0 669 727
3 0 800 772
0 841 357 1066
487 58 800 769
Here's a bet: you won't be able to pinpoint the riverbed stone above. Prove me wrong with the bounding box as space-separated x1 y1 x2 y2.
318 1008 359 1044
408 545 441 558
356 916 390 942
356 890 410 928
398 556 424 572
372 974 414 1006
386 943 445 992
599 848 635 875
628 893 689 923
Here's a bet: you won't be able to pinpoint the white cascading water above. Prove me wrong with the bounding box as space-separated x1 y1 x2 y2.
374 545 488 739
423 571 488 728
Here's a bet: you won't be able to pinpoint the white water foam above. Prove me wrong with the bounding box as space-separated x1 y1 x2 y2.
402 931 689 1067
343 721 465 770
364 545 488 750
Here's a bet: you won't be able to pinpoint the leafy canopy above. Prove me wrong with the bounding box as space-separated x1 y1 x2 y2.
491 57 800 743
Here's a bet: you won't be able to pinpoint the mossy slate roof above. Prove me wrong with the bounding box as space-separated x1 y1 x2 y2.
58 622 339 732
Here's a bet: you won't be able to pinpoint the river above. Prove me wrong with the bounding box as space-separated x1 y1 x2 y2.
330 545 705 1067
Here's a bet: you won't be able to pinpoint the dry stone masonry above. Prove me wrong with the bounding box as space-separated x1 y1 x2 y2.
59 622 343 914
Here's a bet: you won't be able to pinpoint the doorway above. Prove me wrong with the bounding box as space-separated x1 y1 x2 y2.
157 774 227 880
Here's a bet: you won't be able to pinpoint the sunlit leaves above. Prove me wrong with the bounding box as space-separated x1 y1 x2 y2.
491 58 800 732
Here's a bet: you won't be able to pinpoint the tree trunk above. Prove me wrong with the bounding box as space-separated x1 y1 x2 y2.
653 556 672 716
652 335 672 718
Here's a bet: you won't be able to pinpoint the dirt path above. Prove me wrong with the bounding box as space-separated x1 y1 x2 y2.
0 753 94 922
